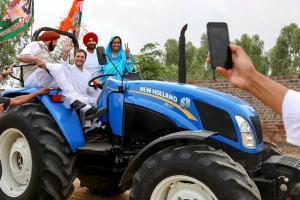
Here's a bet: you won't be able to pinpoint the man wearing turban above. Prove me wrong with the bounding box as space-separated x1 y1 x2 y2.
82 32 103 78
17 30 104 120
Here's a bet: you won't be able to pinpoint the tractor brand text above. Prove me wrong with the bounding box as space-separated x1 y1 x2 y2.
139 87 178 103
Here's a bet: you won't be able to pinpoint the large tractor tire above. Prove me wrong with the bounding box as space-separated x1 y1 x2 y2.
0 103 76 200
130 145 261 200
78 172 124 197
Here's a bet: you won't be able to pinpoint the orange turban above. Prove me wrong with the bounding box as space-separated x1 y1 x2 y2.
83 32 98 46
38 31 60 42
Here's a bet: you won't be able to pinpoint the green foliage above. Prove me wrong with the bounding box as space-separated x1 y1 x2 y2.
192 34 215 81
269 23 300 76
0 0 15 69
0 0 31 85
235 34 269 75
137 24 300 81
161 34 214 82
136 43 168 80
164 39 178 66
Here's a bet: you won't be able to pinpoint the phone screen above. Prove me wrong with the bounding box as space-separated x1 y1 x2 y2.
207 22 232 69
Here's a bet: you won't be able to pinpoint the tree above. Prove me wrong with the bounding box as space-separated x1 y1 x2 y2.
235 34 269 75
194 34 214 81
164 39 178 66
186 41 197 71
196 34 209 63
0 0 31 86
163 35 214 82
269 23 300 76
0 0 16 70
136 43 167 80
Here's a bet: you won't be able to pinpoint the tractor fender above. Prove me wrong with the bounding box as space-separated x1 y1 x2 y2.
38 95 85 152
2 88 85 152
119 130 217 190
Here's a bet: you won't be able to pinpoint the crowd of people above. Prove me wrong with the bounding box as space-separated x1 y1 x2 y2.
0 29 299 146
0 30 135 133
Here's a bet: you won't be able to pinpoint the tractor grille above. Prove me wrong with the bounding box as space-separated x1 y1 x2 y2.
250 116 263 144
279 156 300 168
194 100 237 141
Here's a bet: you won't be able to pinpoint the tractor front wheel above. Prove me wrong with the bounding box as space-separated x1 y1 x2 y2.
130 145 261 200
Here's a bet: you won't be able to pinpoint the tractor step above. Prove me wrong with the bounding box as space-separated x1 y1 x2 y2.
256 156 300 199
262 155 300 180
78 140 121 154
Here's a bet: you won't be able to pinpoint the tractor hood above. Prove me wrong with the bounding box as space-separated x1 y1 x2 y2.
125 80 257 118
124 80 263 153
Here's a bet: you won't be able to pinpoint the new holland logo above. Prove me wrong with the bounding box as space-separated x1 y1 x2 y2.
180 97 191 109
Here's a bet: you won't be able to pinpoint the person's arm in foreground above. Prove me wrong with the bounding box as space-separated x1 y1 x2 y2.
10 88 51 106
216 45 288 115
215 44 300 146
0 65 14 81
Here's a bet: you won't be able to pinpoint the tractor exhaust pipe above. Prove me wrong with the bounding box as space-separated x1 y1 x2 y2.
179 24 188 83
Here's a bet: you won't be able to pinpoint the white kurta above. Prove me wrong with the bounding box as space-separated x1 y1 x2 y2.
282 89 300 147
20 42 83 106
20 41 51 80
61 60 101 107
83 51 103 78
19 42 95 108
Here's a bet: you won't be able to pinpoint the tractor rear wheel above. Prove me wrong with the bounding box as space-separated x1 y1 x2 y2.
129 145 261 200
0 103 76 200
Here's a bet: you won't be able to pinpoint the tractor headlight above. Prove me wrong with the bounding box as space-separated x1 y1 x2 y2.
235 115 256 149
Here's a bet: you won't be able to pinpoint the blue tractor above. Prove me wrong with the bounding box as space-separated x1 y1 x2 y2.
0 26 299 200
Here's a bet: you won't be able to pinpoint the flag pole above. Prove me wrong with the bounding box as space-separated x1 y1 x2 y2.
30 23 34 41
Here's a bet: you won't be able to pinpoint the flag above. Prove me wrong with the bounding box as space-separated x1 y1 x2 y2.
59 0 84 39
0 0 34 42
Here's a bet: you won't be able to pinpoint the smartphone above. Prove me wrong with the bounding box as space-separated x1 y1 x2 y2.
207 22 232 69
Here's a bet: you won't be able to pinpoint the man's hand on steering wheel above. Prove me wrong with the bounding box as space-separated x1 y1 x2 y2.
92 79 101 90
88 74 114 89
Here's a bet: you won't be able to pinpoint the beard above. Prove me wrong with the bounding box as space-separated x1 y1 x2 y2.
87 44 96 51
75 60 84 68
48 41 55 52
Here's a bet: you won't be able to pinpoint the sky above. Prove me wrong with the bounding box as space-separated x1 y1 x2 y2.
29 0 300 54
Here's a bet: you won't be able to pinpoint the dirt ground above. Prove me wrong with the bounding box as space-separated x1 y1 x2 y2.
69 142 300 200
69 179 129 200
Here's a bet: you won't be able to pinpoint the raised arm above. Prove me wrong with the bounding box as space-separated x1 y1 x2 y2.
62 38 73 62
0 64 14 81
216 45 288 115
125 43 134 73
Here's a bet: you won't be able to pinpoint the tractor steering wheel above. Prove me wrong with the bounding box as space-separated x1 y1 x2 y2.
88 74 114 89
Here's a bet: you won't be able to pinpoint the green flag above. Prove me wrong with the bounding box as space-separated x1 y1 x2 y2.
0 0 34 41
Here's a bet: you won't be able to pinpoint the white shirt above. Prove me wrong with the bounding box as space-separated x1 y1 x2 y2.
20 41 46 56
19 41 55 80
84 51 102 78
282 89 300 146
61 60 100 106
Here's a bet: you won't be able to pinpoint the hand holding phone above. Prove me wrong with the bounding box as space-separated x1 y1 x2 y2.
207 22 232 69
